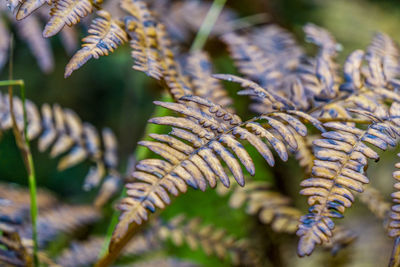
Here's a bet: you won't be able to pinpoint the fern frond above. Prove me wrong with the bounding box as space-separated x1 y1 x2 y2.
297 103 400 256
121 0 164 80
0 183 57 225
111 95 324 249
43 0 94 37
229 181 301 233
16 0 52 20
64 10 128 77
156 215 259 266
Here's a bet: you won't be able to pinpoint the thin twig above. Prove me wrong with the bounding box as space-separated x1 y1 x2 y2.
190 0 228 52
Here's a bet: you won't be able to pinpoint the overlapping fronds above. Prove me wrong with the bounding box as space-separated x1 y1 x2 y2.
297 103 400 256
156 215 259 266
0 183 57 224
111 95 324 248
57 233 158 267
65 10 128 77
0 92 119 192
229 181 301 233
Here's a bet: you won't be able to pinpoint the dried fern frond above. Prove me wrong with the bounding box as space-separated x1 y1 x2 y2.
43 0 94 37
0 183 57 225
229 181 301 234
122 0 164 80
111 95 324 249
156 215 258 266
65 10 128 77
297 103 400 257
20 205 101 248
0 93 119 192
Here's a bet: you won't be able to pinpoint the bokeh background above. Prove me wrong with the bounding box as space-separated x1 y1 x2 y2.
2 0 400 266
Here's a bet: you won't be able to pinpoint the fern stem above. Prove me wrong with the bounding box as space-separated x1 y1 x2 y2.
190 0 228 51
0 79 39 267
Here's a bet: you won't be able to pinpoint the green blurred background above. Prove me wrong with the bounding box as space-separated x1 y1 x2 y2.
2 0 400 266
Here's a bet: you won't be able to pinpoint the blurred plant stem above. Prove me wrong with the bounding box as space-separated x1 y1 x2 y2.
190 0 228 51
0 79 38 267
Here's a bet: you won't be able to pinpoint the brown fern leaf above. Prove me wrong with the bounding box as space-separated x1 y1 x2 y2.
186 51 234 112
229 181 301 233
297 102 400 257
20 205 101 248
121 0 164 80
111 95 324 248
156 215 259 266
0 183 57 225
43 0 94 37
16 0 52 20
64 10 128 77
